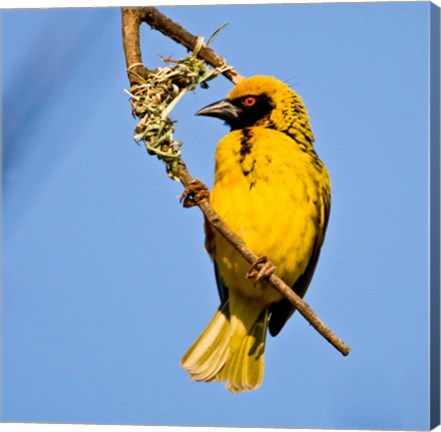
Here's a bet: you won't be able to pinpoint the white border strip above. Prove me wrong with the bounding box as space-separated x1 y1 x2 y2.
1 0 439 10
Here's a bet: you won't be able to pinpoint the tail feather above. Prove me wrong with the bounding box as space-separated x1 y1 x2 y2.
189 329 230 381
180 304 230 380
181 298 269 393
223 309 268 393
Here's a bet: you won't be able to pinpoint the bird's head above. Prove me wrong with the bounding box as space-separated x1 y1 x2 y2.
196 75 314 143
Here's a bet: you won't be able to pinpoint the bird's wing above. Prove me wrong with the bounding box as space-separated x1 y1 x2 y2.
204 217 229 303
268 186 331 337
214 261 229 303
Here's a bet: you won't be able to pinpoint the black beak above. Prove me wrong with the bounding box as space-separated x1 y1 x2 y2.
196 99 242 122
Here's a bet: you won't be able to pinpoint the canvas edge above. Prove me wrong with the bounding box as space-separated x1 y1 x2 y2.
430 2 441 430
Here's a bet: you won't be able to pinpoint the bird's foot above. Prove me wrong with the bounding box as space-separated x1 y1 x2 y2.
180 179 210 208
246 256 276 282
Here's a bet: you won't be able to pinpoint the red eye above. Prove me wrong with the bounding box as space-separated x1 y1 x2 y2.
244 97 256 107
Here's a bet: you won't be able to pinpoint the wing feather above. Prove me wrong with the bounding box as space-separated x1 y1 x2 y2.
268 186 331 336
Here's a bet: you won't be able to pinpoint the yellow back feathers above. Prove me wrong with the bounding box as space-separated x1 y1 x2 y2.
181 75 331 393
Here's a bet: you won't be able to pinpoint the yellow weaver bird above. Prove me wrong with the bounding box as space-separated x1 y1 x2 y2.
181 76 331 393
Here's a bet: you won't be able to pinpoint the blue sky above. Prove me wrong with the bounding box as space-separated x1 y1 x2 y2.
1 3 437 429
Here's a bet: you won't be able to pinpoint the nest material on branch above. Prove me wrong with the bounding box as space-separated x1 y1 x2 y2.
125 38 230 179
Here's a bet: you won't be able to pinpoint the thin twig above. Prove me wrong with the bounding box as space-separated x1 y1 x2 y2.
121 6 351 356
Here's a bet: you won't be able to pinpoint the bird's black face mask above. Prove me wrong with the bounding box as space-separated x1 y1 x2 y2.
196 94 275 130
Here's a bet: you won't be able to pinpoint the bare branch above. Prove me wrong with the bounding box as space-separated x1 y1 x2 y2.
122 8 152 85
121 6 351 357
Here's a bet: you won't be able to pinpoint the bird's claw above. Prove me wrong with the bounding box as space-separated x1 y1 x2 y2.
180 179 210 208
246 256 276 282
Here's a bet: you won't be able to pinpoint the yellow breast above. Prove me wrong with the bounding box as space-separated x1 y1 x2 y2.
210 126 329 304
